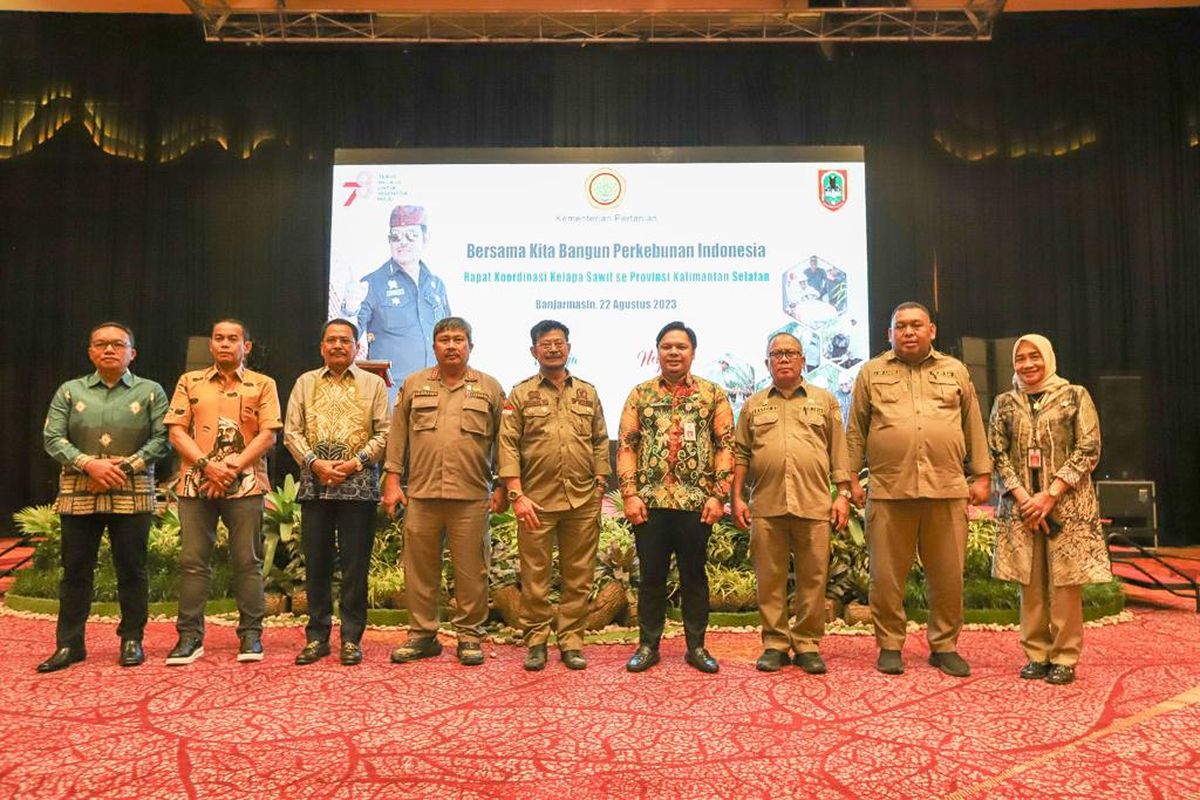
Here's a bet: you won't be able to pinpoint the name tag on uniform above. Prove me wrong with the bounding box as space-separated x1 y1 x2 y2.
1027 448 1042 469
683 420 697 441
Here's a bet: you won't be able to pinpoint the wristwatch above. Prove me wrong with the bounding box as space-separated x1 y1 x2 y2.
1048 483 1062 499
838 489 852 499
195 456 210 471
507 489 523 502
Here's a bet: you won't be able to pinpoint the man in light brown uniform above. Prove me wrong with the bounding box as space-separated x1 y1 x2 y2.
732 332 854 674
846 302 992 677
499 320 610 672
381 317 506 667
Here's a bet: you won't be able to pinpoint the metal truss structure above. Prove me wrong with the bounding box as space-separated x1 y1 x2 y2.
181 2 1005 44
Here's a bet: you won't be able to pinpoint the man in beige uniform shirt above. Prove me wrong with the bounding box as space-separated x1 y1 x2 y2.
846 302 991 677
382 317 506 667
732 332 853 674
499 320 610 672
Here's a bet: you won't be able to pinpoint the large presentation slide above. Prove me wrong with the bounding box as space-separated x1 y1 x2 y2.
329 146 869 428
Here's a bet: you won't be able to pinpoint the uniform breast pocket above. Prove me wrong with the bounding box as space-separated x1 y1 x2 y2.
751 411 779 446
871 377 902 404
569 402 595 437
461 396 493 437
930 377 962 409
523 404 552 436
239 399 259 426
410 395 440 431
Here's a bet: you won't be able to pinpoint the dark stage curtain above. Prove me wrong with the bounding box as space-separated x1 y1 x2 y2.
1 11 1197 543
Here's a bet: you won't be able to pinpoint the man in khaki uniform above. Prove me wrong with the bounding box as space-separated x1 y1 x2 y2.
732 332 853 674
499 320 610 672
846 302 992 677
381 317 506 667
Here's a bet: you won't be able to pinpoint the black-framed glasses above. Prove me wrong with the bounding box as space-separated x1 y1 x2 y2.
768 349 803 362
90 340 131 351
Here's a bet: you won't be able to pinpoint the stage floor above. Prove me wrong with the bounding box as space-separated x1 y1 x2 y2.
1 595 1197 799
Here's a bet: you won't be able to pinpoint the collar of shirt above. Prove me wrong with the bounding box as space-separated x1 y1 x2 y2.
537 371 574 390
389 259 429 281
883 348 943 366
767 380 808 399
204 364 247 383
319 364 358 382
655 372 695 391
85 370 134 389
427 366 479 384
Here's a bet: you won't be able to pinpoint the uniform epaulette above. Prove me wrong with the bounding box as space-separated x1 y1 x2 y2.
516 373 542 387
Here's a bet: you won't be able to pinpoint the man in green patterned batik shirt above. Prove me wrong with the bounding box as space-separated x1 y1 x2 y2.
284 318 390 667
38 322 170 673
617 321 735 675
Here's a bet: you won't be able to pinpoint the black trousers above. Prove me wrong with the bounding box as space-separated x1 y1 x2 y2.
633 508 711 650
57 513 151 649
301 500 377 644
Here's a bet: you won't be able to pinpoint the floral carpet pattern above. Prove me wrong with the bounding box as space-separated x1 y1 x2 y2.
1 600 1198 799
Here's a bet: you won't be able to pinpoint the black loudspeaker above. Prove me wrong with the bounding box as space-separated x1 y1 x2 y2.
1096 375 1146 480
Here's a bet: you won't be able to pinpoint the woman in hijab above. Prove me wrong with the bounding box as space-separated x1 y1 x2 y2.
988 334 1112 685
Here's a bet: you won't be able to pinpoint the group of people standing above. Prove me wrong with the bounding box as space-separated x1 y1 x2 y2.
37 302 1111 686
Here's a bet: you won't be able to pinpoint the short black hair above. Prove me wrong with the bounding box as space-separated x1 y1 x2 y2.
433 316 473 344
655 321 697 348
889 301 932 326
322 318 359 341
212 317 251 340
89 321 135 348
530 319 569 345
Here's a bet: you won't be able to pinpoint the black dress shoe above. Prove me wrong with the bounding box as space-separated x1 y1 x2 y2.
165 636 204 666
1045 664 1076 685
37 646 85 673
560 649 587 670
457 640 485 666
1020 660 1051 680
295 640 331 665
119 640 144 667
876 649 904 675
928 651 971 678
685 646 720 674
755 649 790 672
340 642 363 666
237 632 264 663
625 645 660 673
390 637 443 663
524 643 548 672
793 652 827 675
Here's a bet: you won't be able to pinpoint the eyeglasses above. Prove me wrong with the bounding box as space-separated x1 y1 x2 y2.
387 228 422 243
768 350 803 362
90 340 130 351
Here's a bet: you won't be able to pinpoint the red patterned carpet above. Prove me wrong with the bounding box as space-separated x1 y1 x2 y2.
1 602 1198 800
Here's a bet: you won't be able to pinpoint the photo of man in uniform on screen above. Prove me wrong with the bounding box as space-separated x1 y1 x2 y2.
352 204 450 404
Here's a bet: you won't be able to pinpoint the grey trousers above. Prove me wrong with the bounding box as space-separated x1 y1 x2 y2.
176 496 266 639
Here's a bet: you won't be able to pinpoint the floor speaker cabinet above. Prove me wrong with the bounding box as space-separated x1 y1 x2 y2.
1097 480 1158 548
1096 375 1147 480
185 336 211 372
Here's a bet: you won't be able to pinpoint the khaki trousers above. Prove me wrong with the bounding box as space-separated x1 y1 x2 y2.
751 514 830 654
403 497 491 643
866 498 966 652
518 498 601 650
1020 530 1084 666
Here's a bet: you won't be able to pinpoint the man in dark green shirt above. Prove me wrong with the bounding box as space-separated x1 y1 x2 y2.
38 322 170 673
